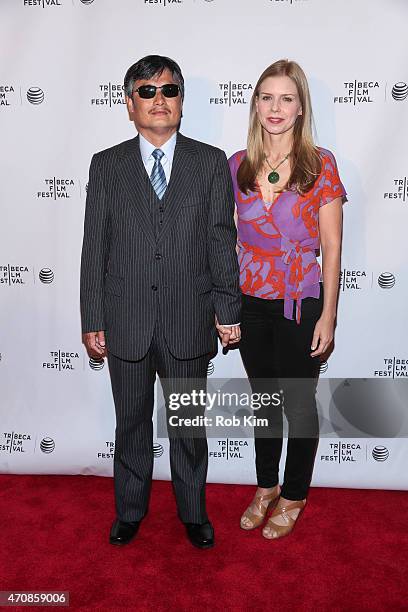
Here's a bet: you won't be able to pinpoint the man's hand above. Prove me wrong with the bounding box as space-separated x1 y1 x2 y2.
82 330 107 358
215 317 241 348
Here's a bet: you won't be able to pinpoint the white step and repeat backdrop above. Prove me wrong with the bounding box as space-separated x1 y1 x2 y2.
1 0 407 489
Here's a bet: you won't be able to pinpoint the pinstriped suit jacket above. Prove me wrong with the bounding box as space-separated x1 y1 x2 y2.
80 132 241 361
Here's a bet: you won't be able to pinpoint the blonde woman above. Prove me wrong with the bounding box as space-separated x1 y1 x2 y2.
229 60 346 539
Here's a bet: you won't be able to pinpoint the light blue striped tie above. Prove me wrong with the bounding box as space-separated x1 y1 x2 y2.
150 148 167 200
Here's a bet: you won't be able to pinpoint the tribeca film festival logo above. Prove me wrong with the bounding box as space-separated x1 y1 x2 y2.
0 86 16 107
42 350 80 371
339 270 396 292
97 441 163 460
334 80 408 106
36 177 76 200
384 177 408 203
91 83 125 107
269 0 308 3
374 358 407 378
209 439 249 460
320 443 390 463
334 81 380 105
0 86 45 108
97 441 115 459
0 432 32 454
209 82 253 107
23 0 62 6
320 442 363 463
0 265 31 286
144 0 183 6
0 265 54 286
339 268 368 291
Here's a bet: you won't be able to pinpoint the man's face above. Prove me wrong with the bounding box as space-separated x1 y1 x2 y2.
126 68 182 137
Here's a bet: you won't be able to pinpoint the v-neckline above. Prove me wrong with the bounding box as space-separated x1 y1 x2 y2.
255 182 286 213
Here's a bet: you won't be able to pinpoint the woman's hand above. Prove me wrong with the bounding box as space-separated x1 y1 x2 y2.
310 315 335 357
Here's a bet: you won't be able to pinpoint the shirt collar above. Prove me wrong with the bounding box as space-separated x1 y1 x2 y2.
139 132 177 165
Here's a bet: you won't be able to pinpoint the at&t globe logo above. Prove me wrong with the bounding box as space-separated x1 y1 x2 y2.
372 445 389 461
378 272 395 289
27 87 45 105
39 268 54 284
319 360 328 374
391 82 408 101
153 443 164 458
40 437 55 453
89 356 105 370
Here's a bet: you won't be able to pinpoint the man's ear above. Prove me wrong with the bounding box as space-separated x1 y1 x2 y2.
126 95 134 120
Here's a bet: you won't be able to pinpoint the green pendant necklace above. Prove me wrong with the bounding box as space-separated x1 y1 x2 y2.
265 152 290 184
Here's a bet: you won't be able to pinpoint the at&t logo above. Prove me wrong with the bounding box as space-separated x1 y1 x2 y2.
40 437 55 453
27 87 45 104
153 443 164 457
372 445 389 461
39 268 54 284
378 272 395 289
391 82 408 101
89 357 105 370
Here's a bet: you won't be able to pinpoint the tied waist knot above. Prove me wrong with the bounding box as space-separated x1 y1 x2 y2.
280 235 318 324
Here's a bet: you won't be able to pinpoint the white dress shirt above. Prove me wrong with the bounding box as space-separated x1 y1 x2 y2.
139 131 177 183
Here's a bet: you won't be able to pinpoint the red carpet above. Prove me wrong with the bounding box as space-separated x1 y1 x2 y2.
1 475 407 611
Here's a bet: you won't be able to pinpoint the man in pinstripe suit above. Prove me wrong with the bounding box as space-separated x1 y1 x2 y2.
80 56 241 549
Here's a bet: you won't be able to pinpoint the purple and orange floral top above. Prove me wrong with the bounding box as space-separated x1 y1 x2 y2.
229 148 347 324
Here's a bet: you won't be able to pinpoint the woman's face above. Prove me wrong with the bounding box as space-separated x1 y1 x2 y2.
255 75 302 137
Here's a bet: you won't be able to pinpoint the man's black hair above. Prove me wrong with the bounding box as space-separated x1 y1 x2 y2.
124 55 184 99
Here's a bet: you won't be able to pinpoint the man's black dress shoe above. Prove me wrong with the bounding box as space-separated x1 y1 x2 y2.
185 521 214 549
109 519 140 546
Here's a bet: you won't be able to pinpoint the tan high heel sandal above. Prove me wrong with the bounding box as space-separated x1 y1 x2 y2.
240 488 280 530
262 499 306 539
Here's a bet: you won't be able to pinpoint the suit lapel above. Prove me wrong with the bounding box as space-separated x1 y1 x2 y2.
116 136 157 249
157 132 198 242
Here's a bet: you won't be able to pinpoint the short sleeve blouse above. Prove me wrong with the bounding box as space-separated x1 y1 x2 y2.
228 148 347 323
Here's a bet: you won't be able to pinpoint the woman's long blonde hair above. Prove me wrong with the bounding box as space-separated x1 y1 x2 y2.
237 59 322 195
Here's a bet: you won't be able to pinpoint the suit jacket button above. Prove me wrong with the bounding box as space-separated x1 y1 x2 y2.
151 285 158 291
155 253 162 260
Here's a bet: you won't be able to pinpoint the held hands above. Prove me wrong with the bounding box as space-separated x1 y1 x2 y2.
310 315 335 357
82 330 107 359
215 316 241 348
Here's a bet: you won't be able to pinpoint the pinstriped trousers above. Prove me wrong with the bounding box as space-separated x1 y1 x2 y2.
107 313 211 524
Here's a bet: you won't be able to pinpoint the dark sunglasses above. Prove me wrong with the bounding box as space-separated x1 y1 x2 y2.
133 84 180 99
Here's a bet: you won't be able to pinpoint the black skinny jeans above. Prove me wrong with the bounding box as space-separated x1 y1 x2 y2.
239 285 323 500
